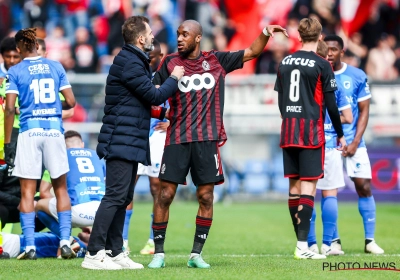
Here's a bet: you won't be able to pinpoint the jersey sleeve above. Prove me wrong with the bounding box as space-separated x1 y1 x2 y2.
56 63 71 91
321 62 337 93
356 71 371 102
153 57 170 86
214 50 245 73
5 70 19 95
274 68 283 93
335 89 350 111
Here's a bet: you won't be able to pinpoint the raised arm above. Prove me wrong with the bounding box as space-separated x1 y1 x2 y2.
243 25 288 63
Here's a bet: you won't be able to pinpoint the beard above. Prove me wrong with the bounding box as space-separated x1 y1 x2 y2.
178 41 197 57
144 38 154 52
144 43 154 52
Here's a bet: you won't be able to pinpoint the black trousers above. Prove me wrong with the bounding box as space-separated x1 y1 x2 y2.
87 159 138 255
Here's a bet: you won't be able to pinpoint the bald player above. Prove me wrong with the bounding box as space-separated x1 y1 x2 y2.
148 20 288 269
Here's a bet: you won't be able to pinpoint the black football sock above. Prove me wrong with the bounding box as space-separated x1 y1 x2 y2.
191 216 212 254
288 193 300 238
297 195 314 242
152 222 168 254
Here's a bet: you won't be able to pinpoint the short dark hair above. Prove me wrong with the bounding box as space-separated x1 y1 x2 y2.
15 28 37 52
0 37 17 55
121 16 149 45
153 38 160 50
324 34 344 50
64 130 82 140
36 38 46 51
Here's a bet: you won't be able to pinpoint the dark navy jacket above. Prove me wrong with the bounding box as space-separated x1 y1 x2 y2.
97 44 178 165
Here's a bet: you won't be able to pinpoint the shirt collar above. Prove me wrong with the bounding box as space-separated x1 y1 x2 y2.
334 62 347 75
129 45 150 61
23 56 42 61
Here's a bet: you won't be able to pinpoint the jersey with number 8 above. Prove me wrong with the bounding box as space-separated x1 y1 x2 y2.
5 56 70 133
67 148 106 206
274 51 337 148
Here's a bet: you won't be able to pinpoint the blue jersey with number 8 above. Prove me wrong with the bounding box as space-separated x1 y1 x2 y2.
5 56 71 133
67 148 106 206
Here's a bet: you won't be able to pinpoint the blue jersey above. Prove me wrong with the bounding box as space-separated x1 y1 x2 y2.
19 232 86 258
334 63 370 148
66 148 105 206
324 83 350 148
5 56 71 133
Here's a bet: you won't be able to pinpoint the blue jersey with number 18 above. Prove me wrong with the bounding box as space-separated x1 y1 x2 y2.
67 148 106 206
5 56 70 133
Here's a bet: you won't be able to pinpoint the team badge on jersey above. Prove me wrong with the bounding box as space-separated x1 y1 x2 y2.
330 79 337 88
343 81 351 89
202 60 210 71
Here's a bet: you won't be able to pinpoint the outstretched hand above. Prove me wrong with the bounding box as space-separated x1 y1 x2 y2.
265 25 289 38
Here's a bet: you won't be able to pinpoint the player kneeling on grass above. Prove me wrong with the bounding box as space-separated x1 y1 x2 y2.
4 28 76 260
35 131 105 244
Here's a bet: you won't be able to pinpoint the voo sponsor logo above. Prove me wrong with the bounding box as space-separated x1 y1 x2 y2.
178 73 216 93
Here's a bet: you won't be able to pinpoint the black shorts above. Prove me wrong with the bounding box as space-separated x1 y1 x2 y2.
159 141 224 186
282 146 324 180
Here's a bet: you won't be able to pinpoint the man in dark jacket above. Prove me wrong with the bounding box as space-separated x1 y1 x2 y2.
81 16 184 270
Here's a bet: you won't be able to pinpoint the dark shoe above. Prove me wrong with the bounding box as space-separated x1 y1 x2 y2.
17 249 37 260
61 245 76 259
0 252 10 259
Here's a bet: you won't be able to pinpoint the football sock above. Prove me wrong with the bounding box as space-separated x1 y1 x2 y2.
58 210 72 243
358 196 376 239
307 208 317 247
191 216 212 254
122 209 133 241
149 213 154 240
297 195 314 242
288 196 300 238
37 211 60 237
321 196 338 246
152 222 168 254
20 212 36 248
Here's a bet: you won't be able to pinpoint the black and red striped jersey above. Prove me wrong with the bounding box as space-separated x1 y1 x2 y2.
153 50 244 146
274 50 337 148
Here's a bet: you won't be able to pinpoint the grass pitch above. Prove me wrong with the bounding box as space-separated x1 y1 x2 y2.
1 201 399 280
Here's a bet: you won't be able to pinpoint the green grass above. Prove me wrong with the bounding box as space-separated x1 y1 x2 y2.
1 202 400 280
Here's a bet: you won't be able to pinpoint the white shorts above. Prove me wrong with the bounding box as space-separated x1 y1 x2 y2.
49 198 100 228
2 233 21 258
137 130 166 177
343 147 372 179
317 149 345 190
13 128 69 179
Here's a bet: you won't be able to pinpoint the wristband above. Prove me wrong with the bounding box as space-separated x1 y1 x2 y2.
262 27 270 37
170 75 179 81
151 106 167 120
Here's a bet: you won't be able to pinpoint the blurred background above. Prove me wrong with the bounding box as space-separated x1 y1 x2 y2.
1 0 399 202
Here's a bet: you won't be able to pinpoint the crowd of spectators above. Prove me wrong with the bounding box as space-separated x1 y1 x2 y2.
0 0 399 80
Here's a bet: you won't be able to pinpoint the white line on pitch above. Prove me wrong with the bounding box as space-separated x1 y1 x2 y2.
130 254 400 258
